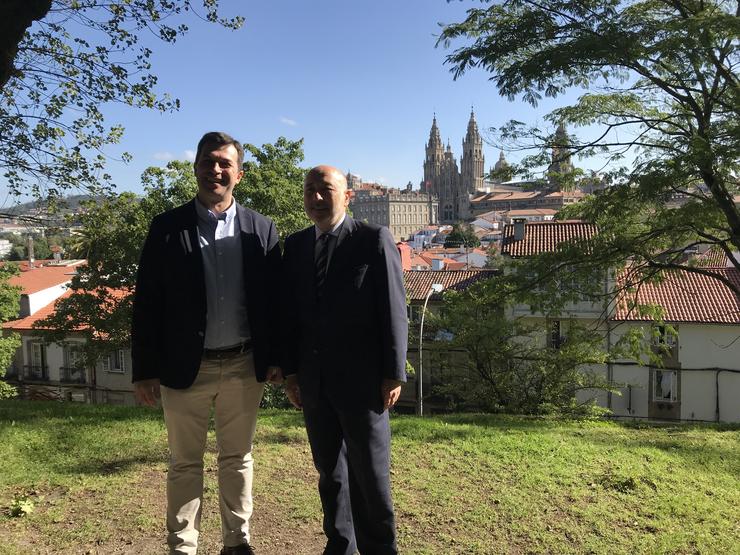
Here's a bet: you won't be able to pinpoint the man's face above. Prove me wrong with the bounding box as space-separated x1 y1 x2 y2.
304 167 351 231
194 144 243 209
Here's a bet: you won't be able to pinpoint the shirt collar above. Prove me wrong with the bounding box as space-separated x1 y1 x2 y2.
195 196 236 226
314 213 346 240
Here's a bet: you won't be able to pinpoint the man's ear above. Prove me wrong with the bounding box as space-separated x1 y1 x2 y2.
344 189 353 206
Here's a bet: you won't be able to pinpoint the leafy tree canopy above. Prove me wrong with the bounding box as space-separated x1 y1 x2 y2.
0 265 21 398
1 1 243 208
440 0 739 297
444 222 481 248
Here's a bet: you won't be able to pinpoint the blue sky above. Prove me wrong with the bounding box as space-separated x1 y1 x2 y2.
29 0 594 197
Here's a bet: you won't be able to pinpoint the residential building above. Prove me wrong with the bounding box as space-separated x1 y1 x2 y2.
500 219 740 423
3 260 135 405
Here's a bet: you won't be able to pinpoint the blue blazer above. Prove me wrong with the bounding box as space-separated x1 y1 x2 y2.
131 199 281 388
281 216 408 410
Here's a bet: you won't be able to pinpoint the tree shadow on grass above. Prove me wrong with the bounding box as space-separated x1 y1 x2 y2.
68 453 166 476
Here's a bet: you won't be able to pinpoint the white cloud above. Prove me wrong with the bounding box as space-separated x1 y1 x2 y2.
153 151 174 161
280 116 298 126
184 150 196 162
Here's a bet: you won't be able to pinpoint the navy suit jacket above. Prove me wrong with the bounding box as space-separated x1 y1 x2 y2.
282 216 408 410
131 199 281 388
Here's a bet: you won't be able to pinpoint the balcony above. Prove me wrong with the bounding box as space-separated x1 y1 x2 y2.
60 366 86 384
23 365 49 382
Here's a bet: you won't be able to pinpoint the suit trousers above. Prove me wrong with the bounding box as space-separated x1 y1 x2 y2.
160 352 264 555
303 392 397 555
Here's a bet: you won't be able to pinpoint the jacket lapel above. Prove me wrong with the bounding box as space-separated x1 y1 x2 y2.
182 200 206 299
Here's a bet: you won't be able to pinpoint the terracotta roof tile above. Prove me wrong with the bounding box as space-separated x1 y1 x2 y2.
5 261 85 294
613 268 740 324
692 247 730 268
471 191 539 203
505 208 558 217
4 290 74 330
3 286 131 331
501 221 597 257
404 269 497 301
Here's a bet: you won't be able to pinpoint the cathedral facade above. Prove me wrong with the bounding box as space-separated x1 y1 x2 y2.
421 110 485 223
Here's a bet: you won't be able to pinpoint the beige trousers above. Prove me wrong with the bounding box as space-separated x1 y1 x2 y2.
160 353 264 555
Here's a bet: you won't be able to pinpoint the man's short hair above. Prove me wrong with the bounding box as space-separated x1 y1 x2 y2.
195 131 244 167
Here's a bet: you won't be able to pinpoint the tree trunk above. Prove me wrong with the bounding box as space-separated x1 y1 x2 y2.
0 0 52 90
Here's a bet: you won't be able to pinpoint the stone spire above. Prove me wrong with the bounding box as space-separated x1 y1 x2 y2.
465 107 479 140
461 107 485 193
547 122 574 189
427 113 442 148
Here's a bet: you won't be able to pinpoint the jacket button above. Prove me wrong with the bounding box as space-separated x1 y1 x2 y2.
312 349 319 355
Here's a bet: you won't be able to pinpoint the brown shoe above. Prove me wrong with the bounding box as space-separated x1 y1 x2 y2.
220 544 255 555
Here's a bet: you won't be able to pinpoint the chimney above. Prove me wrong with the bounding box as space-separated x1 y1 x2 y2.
513 218 526 241
27 235 35 268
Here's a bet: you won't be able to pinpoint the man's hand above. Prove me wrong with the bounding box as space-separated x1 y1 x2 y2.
266 366 283 384
134 378 161 407
381 379 403 411
284 374 302 409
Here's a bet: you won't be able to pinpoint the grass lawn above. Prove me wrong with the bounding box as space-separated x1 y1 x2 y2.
0 400 738 554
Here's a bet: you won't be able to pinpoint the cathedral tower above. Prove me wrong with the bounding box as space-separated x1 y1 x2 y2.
423 115 444 193
461 108 485 193
547 122 574 189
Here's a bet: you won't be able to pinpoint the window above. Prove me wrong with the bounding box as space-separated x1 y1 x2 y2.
652 325 677 347
549 320 565 349
30 341 46 368
26 341 48 380
102 349 126 373
653 370 677 402
62 342 86 383
64 342 83 369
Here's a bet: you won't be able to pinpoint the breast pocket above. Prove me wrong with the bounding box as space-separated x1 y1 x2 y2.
352 263 369 289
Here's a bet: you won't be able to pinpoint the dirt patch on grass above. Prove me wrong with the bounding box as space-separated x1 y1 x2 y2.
0 460 327 555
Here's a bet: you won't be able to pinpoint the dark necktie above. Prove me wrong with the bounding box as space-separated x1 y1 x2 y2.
315 233 329 297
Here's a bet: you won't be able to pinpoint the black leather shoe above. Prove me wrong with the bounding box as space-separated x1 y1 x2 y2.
220 544 255 555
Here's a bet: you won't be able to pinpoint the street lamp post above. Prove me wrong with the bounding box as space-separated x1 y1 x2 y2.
418 283 444 416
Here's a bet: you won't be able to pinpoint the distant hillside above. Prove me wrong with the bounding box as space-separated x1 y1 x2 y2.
0 195 102 216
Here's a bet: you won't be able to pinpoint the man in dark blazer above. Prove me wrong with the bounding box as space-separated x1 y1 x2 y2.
132 131 280 555
282 165 408 555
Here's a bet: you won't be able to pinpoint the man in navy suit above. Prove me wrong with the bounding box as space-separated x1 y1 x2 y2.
131 131 280 555
282 165 408 554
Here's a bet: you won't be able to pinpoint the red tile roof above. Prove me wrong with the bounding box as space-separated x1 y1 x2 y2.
505 208 557 217
408 254 431 269
692 247 730 268
613 268 740 324
6 261 84 294
3 286 130 331
404 270 497 301
471 191 539 203
501 221 597 257
4 290 75 330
